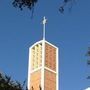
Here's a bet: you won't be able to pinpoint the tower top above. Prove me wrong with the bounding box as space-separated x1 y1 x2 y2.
42 16 47 40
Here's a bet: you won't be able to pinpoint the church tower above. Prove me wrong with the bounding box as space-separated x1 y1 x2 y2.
28 17 59 90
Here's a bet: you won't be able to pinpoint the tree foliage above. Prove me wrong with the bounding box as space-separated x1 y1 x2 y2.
86 47 90 79
12 0 76 14
59 0 76 13
12 0 38 10
0 72 27 90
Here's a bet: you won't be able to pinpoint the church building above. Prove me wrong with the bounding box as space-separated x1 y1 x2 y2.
28 17 59 90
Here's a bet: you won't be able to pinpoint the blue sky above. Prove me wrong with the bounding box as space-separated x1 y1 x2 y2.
0 0 90 90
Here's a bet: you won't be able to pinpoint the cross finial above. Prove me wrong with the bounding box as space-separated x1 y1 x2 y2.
42 16 47 40
43 16 47 25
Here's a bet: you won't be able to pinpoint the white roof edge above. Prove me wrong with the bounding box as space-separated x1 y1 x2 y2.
29 40 43 49
45 40 58 49
29 39 58 49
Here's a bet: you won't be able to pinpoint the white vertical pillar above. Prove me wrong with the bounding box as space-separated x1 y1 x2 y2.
56 48 59 90
41 40 45 90
28 48 32 90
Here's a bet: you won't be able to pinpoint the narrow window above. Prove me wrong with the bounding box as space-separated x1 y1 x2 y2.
31 86 34 90
39 85 42 90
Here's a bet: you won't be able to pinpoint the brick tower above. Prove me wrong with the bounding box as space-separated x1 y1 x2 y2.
28 17 59 90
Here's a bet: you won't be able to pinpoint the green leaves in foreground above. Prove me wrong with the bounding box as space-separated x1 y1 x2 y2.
12 0 38 10
0 73 27 90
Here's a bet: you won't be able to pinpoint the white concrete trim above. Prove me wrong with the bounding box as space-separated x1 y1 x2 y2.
56 48 59 90
45 40 58 49
44 67 56 74
30 67 42 74
30 40 58 49
28 48 31 90
41 40 45 90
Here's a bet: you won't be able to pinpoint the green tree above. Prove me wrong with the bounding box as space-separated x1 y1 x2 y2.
86 47 90 79
0 72 27 90
12 0 76 13
12 0 38 10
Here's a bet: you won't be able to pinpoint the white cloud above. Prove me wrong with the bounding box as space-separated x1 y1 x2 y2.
85 87 90 90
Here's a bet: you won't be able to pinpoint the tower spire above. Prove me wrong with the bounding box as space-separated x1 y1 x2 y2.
42 16 47 40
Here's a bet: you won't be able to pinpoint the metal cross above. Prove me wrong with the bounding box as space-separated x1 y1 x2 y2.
42 16 47 40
